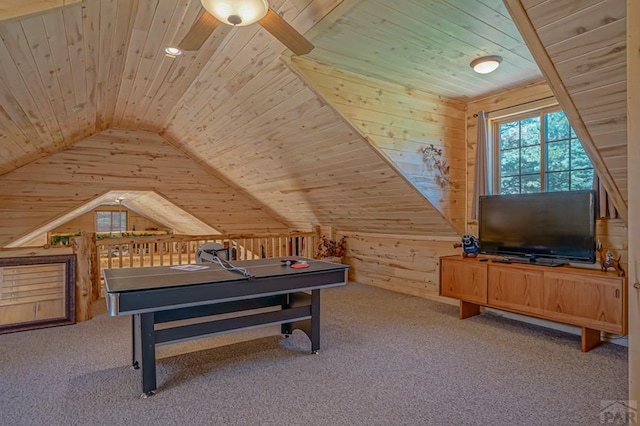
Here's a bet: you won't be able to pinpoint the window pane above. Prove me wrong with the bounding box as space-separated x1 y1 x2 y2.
500 122 520 150
96 212 111 232
546 111 570 142
547 141 570 172
500 176 520 194
500 148 520 176
521 117 540 147
96 210 127 232
521 174 541 193
111 212 126 232
571 169 594 191
570 139 591 170
547 171 570 192
521 145 540 174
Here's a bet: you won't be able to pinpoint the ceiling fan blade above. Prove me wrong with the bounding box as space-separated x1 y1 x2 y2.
178 11 221 51
259 8 314 56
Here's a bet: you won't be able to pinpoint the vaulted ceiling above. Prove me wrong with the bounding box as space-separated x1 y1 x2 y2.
0 0 629 245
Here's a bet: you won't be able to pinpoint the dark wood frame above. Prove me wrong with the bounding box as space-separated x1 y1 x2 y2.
0 254 76 334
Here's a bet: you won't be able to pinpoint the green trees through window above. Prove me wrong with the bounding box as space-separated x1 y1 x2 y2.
496 109 593 194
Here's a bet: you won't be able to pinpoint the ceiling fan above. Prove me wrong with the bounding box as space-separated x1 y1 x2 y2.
178 0 314 56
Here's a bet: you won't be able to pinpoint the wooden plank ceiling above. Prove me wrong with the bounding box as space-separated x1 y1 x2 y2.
306 0 542 100
0 0 629 243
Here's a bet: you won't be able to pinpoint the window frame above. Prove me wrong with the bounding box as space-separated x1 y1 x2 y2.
95 210 127 233
491 105 593 194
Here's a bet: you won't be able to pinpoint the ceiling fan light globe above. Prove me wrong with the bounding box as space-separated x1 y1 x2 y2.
201 0 269 27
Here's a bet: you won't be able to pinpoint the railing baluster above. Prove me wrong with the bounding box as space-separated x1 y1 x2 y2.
242 238 247 260
107 245 113 268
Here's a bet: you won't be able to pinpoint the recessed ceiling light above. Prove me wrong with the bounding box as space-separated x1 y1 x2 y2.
164 46 183 57
470 55 502 74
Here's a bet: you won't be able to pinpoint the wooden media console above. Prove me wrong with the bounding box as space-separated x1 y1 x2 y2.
439 255 627 352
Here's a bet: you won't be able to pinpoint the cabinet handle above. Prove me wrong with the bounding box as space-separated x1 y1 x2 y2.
616 289 620 298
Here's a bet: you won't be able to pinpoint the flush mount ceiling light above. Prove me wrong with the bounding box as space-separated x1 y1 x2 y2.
164 46 183 57
470 55 502 74
201 0 269 26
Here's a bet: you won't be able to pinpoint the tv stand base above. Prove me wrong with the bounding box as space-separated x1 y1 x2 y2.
582 327 602 352
439 255 627 353
456 301 603 352
459 300 480 319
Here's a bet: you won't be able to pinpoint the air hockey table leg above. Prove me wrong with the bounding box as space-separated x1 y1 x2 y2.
138 312 157 397
310 289 320 354
131 316 139 369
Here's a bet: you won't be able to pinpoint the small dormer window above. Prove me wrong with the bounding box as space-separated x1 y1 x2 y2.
96 211 127 232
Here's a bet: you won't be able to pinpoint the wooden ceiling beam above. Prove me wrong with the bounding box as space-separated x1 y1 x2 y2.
0 0 81 22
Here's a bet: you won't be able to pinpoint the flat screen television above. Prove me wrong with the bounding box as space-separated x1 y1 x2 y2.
478 190 596 265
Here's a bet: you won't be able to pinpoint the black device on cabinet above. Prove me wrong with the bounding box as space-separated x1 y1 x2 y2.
478 190 596 266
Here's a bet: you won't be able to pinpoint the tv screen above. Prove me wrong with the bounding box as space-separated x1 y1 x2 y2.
478 190 596 264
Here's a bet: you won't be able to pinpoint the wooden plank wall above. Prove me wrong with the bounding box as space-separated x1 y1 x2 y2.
0 128 289 246
466 79 628 267
466 78 555 235
291 57 468 234
341 231 460 300
50 206 164 236
627 0 640 401
165 57 460 237
13 207 164 251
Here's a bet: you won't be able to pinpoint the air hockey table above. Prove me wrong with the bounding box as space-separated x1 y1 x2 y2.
103 257 348 397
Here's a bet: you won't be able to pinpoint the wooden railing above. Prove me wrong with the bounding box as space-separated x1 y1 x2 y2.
1 231 321 325
96 232 318 270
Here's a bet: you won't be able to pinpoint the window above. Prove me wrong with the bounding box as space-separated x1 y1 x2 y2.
494 108 593 194
96 211 126 232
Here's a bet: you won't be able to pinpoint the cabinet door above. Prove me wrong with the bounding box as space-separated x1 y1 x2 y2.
36 299 65 321
543 271 625 334
488 265 544 315
440 258 487 304
0 303 37 326
601 279 626 334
